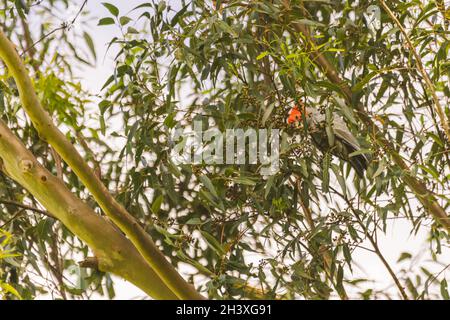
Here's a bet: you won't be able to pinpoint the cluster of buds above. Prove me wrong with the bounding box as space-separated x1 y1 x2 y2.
240 86 260 109
225 182 241 201
289 135 314 158
225 185 241 201
192 165 204 175
166 217 175 226
318 104 326 115
176 233 195 246
371 146 383 161
240 118 258 127
258 259 268 268
271 106 290 128
326 211 351 225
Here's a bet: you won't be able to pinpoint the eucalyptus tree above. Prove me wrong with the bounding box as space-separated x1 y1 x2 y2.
0 0 449 300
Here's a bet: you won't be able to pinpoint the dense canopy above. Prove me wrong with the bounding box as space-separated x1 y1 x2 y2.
0 0 449 300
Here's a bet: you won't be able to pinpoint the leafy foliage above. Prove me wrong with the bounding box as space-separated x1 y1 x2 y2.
0 0 449 299
0 229 21 299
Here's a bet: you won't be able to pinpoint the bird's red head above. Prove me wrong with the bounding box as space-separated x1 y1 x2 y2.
287 104 305 124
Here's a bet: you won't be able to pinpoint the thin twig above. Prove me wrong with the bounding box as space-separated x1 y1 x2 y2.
353 209 410 300
379 0 450 144
329 186 410 300
282 1 450 233
20 0 88 57
49 235 67 299
293 176 349 300
0 198 52 217
0 208 25 228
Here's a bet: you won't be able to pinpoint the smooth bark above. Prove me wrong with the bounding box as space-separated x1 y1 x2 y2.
0 120 177 299
0 28 203 300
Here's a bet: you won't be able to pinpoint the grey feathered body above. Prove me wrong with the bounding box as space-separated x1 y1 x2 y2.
304 106 369 177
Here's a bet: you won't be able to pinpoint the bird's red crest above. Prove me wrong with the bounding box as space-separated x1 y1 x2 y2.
287 104 304 124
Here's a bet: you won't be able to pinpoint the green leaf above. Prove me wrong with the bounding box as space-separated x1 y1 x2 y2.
199 175 219 198
261 103 275 125
185 217 203 225
151 195 164 215
353 71 377 92
216 20 237 37
397 252 412 262
119 16 132 26
336 265 344 289
1 283 21 299
256 51 269 60
334 96 357 124
105 274 115 299
15 0 29 15
371 159 386 179
102 2 119 16
332 164 347 197
322 153 331 193
349 149 372 158
157 1 166 13
98 17 115 26
177 250 213 275
232 177 257 186
127 27 139 34
296 19 325 27
265 175 275 199
418 164 440 181
83 32 96 61
199 190 220 208
200 231 225 255
132 3 153 11
342 244 352 270
441 279 449 300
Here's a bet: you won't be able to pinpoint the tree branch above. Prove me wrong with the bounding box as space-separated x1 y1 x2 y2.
360 220 409 300
379 0 450 143
78 256 99 269
0 119 177 299
0 208 25 228
284 5 450 233
329 186 409 300
19 0 88 58
295 178 349 300
0 28 203 300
